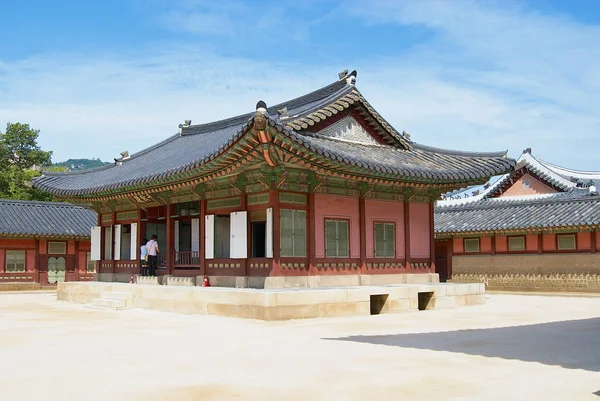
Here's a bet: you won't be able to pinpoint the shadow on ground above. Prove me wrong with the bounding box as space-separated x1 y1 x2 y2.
326 318 600 372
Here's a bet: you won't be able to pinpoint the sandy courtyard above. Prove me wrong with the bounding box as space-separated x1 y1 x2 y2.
0 292 598 401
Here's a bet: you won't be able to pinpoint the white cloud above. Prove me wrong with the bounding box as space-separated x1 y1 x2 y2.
0 0 599 171
343 0 600 169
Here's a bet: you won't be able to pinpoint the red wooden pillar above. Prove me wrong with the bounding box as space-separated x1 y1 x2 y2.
271 189 281 275
307 192 316 275
98 213 103 275
34 239 40 283
429 202 435 274
136 209 143 274
111 211 117 274
538 233 544 254
74 239 79 281
591 230 597 253
199 199 206 276
490 234 496 255
404 201 411 272
166 203 173 275
359 197 367 274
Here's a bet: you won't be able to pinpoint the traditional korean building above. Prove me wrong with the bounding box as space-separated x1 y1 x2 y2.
435 149 600 291
0 199 97 287
33 70 514 287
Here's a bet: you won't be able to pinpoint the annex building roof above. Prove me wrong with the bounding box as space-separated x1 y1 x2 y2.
32 70 515 199
435 149 600 236
0 199 97 239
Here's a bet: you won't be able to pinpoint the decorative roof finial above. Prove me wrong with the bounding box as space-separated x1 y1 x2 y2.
346 70 357 85
183 119 192 127
402 130 411 141
522 147 532 154
338 69 348 80
256 100 267 113
254 100 268 131
277 106 289 119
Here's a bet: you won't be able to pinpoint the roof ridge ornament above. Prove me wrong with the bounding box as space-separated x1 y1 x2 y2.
338 69 357 85
523 147 532 154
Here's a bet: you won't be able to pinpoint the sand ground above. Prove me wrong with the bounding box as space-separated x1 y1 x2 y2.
0 292 598 401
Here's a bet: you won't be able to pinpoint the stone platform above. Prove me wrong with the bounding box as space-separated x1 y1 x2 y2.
57 280 485 320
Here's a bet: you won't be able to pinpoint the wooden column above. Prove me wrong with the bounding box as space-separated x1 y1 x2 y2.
359 197 367 274
34 239 40 283
166 203 173 275
307 192 316 275
199 199 206 276
271 189 281 275
98 213 103 275
74 239 79 281
429 202 435 274
490 235 496 255
591 230 597 253
136 209 143 274
404 201 411 271
111 211 117 274
538 233 543 254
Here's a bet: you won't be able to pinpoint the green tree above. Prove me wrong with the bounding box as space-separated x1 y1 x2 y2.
0 122 54 201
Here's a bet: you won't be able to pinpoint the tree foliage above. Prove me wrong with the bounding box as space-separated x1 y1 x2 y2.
0 122 54 201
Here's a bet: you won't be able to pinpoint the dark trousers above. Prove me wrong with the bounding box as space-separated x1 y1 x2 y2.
147 255 158 276
141 261 148 276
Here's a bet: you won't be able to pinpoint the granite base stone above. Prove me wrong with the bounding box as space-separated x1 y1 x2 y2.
57 280 485 321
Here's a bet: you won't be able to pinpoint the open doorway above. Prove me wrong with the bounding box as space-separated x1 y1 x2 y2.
251 221 266 257
214 215 230 258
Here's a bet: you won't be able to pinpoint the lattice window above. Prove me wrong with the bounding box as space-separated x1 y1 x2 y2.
48 242 67 254
374 222 395 258
6 250 26 272
279 193 307 205
325 220 349 258
280 209 306 257
464 238 480 253
508 236 525 251
557 234 576 250
86 252 96 273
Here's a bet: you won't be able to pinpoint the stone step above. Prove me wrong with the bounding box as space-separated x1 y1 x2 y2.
91 297 127 310
100 292 134 307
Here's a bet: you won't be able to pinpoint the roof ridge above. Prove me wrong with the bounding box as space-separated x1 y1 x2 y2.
0 199 84 207
437 192 600 212
537 157 600 177
180 79 350 136
413 142 508 158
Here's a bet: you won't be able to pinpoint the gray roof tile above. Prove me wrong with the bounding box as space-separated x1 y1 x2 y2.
0 199 97 238
435 190 600 234
33 74 515 197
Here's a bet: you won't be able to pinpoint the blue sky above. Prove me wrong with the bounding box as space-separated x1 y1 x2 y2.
1 0 599 170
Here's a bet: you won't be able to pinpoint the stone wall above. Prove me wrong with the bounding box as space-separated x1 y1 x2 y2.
452 253 600 292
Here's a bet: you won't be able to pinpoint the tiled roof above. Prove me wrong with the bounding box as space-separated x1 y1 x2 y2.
434 190 600 235
0 199 97 238
33 71 515 197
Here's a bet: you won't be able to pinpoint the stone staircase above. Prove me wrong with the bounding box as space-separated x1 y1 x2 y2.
89 292 135 311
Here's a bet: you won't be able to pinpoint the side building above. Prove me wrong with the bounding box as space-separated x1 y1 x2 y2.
435 149 600 292
33 70 514 288
0 199 98 288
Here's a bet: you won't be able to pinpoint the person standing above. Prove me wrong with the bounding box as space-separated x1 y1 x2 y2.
146 235 160 276
140 238 148 276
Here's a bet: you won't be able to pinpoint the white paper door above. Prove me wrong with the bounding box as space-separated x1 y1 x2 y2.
266 207 273 258
191 218 200 252
91 226 101 261
205 215 215 259
174 220 180 253
114 224 122 260
130 223 138 260
230 211 247 259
